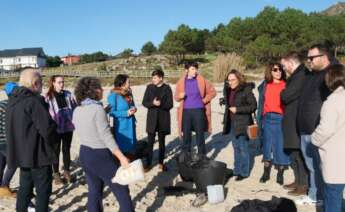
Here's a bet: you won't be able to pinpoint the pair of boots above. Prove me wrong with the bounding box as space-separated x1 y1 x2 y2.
259 162 285 185
53 171 73 185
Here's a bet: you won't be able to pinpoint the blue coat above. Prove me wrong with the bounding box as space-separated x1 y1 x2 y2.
107 92 137 153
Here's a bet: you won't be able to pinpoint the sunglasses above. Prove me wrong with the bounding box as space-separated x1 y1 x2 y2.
272 68 282 73
307 54 324 61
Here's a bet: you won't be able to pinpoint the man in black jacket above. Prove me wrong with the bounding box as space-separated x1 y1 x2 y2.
142 69 173 172
280 52 309 196
295 44 332 205
6 68 58 212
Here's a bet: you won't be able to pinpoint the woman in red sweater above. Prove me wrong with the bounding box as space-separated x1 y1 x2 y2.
257 63 290 185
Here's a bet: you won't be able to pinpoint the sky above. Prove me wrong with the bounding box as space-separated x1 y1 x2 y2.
0 0 338 56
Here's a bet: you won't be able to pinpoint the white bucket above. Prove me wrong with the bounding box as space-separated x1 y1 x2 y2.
207 184 224 204
112 159 145 185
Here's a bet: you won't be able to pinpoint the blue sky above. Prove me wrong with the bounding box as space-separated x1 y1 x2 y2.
0 0 338 56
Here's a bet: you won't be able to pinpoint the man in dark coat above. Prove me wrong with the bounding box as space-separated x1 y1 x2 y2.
280 52 309 196
295 44 333 205
142 69 173 172
6 68 58 212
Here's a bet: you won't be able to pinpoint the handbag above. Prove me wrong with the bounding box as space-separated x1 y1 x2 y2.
247 112 258 140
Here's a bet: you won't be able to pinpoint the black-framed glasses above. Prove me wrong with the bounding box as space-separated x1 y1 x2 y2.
307 54 324 61
272 68 282 73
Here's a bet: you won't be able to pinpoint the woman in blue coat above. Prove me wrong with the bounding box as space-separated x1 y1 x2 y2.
108 74 137 156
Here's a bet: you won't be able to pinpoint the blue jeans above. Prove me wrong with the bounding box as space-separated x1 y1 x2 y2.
231 128 250 177
300 134 324 201
80 145 134 212
262 113 290 166
324 183 345 212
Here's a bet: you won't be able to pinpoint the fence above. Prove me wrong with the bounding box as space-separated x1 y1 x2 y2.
0 69 182 79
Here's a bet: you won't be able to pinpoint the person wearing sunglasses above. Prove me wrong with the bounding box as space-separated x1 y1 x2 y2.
257 63 289 185
295 44 334 205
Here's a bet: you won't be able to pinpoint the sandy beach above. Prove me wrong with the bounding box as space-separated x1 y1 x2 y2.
0 84 321 212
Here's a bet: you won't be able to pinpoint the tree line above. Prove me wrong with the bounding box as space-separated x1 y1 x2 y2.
47 6 345 68
157 7 345 67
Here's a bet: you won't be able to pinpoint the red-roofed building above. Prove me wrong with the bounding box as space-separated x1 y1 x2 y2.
61 55 80 65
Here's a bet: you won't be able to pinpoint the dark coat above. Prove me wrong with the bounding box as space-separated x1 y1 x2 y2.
297 67 331 135
142 83 173 134
280 64 307 149
6 87 58 168
222 82 257 137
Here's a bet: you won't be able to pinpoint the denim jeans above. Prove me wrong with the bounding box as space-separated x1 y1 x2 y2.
300 134 324 201
231 128 250 177
324 183 345 212
262 113 290 166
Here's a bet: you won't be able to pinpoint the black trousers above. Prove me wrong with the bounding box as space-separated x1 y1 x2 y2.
0 152 16 186
17 166 52 212
52 132 73 173
289 149 308 186
147 132 166 166
182 108 206 155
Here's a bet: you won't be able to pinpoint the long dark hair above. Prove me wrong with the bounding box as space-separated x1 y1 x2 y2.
264 62 286 83
47 75 64 99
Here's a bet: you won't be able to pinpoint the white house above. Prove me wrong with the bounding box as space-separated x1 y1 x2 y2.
0 48 46 71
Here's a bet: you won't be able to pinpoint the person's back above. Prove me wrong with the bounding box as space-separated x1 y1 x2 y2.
5 68 58 212
6 86 57 168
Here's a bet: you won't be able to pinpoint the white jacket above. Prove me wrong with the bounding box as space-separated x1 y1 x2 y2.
312 86 345 184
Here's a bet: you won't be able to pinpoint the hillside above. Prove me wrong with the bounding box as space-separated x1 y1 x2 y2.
322 2 345 15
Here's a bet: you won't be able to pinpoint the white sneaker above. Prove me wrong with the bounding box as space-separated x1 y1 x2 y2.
295 196 323 206
28 206 36 212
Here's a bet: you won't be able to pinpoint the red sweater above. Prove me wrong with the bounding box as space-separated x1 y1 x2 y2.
263 81 286 115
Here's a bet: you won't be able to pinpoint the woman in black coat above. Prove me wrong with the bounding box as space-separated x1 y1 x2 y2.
142 69 173 172
221 69 257 181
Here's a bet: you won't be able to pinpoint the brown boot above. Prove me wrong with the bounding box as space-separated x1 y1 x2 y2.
53 173 63 185
0 186 16 198
158 164 167 172
288 185 308 196
283 182 297 190
63 171 74 183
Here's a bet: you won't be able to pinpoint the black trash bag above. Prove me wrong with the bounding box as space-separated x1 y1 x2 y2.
230 196 297 212
192 159 227 193
176 152 228 192
176 152 200 182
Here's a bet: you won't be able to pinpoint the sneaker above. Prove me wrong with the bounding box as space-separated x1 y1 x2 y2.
295 196 323 206
28 201 36 212
28 206 36 212
53 173 63 185
191 193 207 207
0 186 16 198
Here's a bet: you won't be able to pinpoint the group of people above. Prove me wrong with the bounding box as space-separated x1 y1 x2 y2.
0 43 343 212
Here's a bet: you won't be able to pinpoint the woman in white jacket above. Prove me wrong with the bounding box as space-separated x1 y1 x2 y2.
312 64 345 212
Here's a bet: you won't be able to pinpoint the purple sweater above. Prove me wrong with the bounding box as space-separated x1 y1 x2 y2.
184 78 204 109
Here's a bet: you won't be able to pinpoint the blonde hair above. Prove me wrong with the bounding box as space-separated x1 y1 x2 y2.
19 68 42 89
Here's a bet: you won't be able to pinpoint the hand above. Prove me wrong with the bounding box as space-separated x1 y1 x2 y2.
229 107 237 114
119 156 130 168
153 98 161 106
128 108 136 116
202 98 207 104
179 92 185 100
